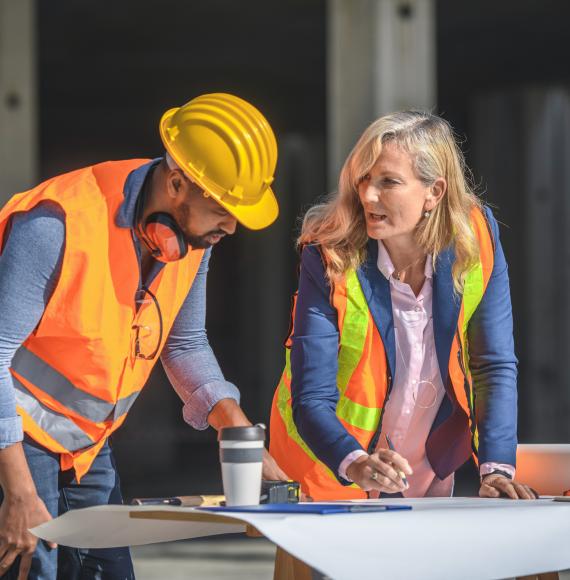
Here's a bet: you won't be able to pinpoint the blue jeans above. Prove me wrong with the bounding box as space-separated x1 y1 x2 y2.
0 437 135 580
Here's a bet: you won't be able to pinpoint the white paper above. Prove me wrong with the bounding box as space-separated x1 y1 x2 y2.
32 497 570 580
31 505 245 548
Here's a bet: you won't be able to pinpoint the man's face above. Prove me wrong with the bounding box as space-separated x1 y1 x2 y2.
172 174 238 249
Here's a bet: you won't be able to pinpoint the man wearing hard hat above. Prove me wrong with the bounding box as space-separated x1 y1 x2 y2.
0 93 285 579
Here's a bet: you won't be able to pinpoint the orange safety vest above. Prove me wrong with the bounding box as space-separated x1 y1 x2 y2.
0 160 205 480
270 208 495 500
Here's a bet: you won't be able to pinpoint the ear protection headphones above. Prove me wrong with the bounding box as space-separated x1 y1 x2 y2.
134 169 188 263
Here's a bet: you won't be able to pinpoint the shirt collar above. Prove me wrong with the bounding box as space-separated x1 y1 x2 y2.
115 157 162 229
376 240 433 281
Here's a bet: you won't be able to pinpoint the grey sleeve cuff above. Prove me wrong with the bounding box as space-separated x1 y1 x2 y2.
182 381 241 430
0 415 24 448
162 344 241 431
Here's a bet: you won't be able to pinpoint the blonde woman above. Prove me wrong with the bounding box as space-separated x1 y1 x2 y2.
270 111 536 501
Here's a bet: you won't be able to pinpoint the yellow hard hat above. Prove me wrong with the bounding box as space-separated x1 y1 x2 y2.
159 93 278 230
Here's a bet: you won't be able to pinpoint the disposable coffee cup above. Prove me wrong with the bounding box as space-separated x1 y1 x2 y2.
219 425 265 506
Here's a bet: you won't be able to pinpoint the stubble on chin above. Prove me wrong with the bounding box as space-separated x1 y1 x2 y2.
183 234 212 250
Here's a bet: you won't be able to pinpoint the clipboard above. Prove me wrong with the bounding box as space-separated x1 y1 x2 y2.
199 503 412 515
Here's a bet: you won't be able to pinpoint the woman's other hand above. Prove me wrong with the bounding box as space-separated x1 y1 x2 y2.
346 450 413 493
479 474 539 499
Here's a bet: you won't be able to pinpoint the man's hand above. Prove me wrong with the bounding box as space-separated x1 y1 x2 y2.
479 474 538 500
0 442 57 579
207 399 289 481
346 450 412 493
262 448 289 481
0 492 55 579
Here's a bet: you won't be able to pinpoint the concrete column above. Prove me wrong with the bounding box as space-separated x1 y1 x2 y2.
0 0 37 204
327 0 436 187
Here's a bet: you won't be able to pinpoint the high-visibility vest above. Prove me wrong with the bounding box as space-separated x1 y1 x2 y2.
0 160 205 480
270 208 495 500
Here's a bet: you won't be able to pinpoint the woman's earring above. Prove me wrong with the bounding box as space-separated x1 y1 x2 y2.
424 210 431 218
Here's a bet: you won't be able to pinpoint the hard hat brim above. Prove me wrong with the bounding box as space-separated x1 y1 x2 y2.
212 186 279 231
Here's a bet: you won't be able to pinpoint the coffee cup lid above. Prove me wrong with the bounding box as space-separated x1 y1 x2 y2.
218 425 266 441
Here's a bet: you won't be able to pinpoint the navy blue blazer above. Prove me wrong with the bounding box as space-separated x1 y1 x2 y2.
290 206 518 483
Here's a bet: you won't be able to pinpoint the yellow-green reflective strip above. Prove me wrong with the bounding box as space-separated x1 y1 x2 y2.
335 270 382 432
277 351 328 466
462 260 484 336
461 260 483 411
276 351 357 486
336 271 369 397
337 396 381 431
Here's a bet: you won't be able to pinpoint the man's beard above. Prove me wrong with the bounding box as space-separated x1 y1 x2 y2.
183 231 223 249
175 202 225 249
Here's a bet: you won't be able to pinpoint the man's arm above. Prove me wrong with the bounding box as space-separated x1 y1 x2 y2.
161 248 241 429
161 249 288 480
0 203 64 573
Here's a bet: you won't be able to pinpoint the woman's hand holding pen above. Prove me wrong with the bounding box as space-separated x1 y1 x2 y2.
346 450 413 493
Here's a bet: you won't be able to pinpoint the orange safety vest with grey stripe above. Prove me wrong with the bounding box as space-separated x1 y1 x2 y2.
269 207 494 500
0 160 205 480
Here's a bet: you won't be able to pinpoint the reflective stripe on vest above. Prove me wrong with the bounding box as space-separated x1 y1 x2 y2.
12 345 141 422
276 350 326 468
13 377 95 451
336 271 382 432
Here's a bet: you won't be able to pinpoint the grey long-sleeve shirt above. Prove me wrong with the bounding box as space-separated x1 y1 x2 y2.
0 159 239 447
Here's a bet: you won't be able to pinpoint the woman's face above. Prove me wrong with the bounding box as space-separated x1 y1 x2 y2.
357 142 441 242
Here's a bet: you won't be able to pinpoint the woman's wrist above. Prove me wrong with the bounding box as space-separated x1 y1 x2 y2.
345 454 369 482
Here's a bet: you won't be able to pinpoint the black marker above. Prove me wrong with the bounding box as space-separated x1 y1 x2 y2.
130 497 182 506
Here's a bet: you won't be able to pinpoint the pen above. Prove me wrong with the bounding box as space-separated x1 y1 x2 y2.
348 505 388 512
130 497 182 506
385 434 409 487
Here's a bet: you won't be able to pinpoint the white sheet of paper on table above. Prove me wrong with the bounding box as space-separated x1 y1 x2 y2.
32 497 570 580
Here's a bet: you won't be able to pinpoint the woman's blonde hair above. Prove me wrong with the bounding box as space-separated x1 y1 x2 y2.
299 110 482 292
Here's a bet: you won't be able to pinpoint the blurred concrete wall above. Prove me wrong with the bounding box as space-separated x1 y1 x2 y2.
471 88 570 443
0 0 37 202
